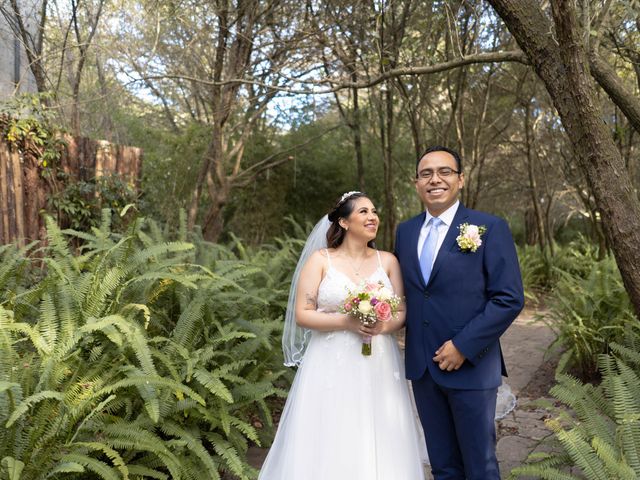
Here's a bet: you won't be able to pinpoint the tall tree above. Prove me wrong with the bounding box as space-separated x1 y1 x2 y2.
49 0 105 135
117 0 308 241
1 0 49 93
487 0 640 315
373 0 416 247
308 0 373 191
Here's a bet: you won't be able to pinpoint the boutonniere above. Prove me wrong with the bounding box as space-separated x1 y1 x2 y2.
456 223 487 252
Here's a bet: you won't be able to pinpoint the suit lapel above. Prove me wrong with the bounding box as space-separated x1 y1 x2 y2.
409 212 427 287
427 204 469 287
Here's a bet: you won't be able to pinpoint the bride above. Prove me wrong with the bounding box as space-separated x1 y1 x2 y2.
259 191 427 480
258 191 516 479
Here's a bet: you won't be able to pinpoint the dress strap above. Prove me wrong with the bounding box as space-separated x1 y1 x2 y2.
325 248 333 269
375 249 383 268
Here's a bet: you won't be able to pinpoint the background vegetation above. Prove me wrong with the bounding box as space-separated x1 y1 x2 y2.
1 0 639 478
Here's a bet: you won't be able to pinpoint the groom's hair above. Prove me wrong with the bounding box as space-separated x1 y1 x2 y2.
416 145 463 176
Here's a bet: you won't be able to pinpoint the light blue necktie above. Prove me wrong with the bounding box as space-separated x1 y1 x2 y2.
420 217 442 283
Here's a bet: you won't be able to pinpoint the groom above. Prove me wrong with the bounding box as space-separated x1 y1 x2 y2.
395 146 524 479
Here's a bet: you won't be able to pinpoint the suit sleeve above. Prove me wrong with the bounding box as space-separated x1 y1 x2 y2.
393 224 401 258
451 218 524 364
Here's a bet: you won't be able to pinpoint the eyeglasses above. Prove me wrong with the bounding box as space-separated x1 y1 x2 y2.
416 167 460 181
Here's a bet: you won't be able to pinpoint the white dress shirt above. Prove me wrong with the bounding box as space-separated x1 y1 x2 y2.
417 200 460 268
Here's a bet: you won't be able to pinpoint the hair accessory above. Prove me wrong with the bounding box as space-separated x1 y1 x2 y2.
339 191 361 204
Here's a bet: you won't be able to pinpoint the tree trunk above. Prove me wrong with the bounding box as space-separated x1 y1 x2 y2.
488 0 640 316
379 84 396 250
352 84 366 192
200 123 228 243
3 0 49 93
524 101 546 253
524 208 538 246
202 192 227 243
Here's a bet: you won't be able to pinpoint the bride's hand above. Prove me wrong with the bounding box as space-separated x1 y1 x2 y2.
361 320 385 336
344 314 362 334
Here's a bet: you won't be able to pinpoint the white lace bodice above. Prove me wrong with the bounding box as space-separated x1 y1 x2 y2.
316 250 393 313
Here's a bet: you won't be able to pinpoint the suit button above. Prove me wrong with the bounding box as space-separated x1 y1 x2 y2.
423 320 430 326
423 291 430 299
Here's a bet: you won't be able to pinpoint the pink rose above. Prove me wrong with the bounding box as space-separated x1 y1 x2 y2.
374 301 392 322
344 303 353 311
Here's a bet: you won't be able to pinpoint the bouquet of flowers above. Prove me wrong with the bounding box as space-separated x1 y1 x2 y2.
341 281 402 356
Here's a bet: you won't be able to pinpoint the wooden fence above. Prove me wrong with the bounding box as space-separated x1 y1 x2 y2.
0 134 142 246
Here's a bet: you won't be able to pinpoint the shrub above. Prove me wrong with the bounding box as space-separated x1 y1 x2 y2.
545 254 635 379
516 236 601 303
0 211 300 479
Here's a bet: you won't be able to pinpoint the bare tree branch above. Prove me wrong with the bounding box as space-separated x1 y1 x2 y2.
589 51 640 135
129 50 529 95
234 124 342 184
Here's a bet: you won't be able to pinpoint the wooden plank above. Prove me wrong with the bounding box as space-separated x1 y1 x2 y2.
61 133 77 178
1 130 143 245
4 142 17 245
95 139 107 179
135 147 143 189
115 144 124 177
23 155 41 244
0 142 9 243
11 150 25 247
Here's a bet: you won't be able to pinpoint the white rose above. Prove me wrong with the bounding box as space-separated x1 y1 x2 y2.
465 224 479 236
358 300 373 314
376 287 393 301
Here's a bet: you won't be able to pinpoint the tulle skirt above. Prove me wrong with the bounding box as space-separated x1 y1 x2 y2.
259 330 427 480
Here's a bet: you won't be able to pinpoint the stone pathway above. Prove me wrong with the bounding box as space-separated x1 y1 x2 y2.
247 307 558 479
496 308 557 479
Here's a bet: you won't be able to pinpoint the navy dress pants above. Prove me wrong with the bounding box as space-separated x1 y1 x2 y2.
412 370 499 480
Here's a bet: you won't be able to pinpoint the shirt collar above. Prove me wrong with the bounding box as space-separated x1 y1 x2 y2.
422 200 460 229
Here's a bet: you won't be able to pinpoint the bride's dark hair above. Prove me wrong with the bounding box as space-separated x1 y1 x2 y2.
326 192 376 249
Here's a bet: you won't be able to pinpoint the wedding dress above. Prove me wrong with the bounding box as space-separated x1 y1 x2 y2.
259 251 427 480
260 249 517 479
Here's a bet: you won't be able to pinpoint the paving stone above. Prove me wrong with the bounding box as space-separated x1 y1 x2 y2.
498 435 540 478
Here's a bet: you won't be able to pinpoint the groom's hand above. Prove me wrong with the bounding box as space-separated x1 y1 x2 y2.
433 340 466 371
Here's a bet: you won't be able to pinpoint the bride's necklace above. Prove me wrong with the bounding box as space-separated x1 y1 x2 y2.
345 253 367 277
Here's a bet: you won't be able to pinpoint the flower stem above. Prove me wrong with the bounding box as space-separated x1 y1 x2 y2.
361 335 372 356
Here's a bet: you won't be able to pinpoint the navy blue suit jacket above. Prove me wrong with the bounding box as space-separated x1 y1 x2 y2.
395 204 524 389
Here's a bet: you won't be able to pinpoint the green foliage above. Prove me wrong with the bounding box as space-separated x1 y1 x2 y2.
47 173 139 232
516 244 552 302
0 93 65 169
120 118 207 228
0 210 301 479
509 324 640 479
543 247 635 378
517 236 601 303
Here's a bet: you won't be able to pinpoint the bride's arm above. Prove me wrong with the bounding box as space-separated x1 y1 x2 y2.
294 251 360 333
380 252 407 334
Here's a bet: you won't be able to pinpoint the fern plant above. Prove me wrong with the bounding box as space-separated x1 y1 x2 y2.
0 211 299 479
509 322 640 479
544 252 635 378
